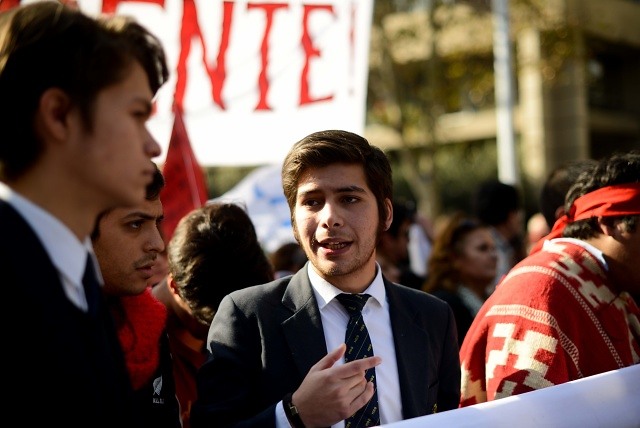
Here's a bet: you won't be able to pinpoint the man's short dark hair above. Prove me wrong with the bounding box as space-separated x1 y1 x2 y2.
472 179 520 226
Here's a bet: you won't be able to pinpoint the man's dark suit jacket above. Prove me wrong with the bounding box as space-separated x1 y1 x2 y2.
190 263 461 427
1 200 137 428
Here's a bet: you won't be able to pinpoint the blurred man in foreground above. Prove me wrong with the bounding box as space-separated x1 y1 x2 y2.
0 3 168 426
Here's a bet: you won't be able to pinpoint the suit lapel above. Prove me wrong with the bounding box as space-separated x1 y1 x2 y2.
281 265 328 378
277 270 432 417
1 201 66 309
386 281 430 419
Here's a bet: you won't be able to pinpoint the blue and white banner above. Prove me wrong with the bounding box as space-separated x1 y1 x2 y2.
212 163 294 253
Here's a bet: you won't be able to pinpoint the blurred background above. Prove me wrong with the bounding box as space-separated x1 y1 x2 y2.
208 0 640 224
5 0 637 250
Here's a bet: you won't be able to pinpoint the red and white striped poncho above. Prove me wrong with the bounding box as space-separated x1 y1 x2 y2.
459 239 640 407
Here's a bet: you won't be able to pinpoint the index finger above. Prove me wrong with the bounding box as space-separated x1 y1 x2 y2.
336 355 381 379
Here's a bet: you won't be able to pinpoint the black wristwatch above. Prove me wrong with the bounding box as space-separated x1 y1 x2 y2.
283 392 305 428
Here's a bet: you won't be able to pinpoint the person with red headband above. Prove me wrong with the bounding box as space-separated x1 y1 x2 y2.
459 150 640 407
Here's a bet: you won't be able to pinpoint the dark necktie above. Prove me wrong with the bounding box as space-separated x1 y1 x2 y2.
82 254 100 317
335 293 380 428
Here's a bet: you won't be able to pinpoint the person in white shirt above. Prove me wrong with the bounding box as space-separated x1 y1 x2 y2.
191 130 460 428
0 3 168 427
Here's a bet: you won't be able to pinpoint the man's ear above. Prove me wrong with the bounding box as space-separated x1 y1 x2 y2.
597 217 622 238
35 88 73 142
383 198 393 231
167 273 180 296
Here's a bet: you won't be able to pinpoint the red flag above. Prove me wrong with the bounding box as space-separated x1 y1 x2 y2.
160 104 208 242
0 0 20 11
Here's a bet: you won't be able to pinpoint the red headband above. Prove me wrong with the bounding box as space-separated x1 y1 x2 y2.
529 182 640 254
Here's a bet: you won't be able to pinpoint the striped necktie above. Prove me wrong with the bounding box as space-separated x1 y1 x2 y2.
335 293 380 427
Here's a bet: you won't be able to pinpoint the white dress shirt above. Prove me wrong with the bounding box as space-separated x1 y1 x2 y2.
0 181 101 312
276 262 402 427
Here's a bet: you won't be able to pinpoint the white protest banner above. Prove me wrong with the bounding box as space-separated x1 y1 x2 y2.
383 364 640 428
76 0 374 166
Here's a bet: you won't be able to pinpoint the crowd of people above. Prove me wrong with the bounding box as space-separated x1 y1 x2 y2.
1 2 638 428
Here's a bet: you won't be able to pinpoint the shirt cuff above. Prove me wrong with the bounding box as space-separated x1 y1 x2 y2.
275 400 292 428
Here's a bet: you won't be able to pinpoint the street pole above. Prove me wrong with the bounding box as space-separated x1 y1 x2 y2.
492 0 519 186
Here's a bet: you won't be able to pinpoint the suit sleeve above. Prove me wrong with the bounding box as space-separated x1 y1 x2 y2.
190 294 277 428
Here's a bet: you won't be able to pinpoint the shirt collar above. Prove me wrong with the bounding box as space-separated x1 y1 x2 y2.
307 262 387 310
0 182 92 287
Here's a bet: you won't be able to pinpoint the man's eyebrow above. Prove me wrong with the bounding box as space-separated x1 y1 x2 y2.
122 211 161 221
336 185 366 193
297 185 367 200
132 97 153 115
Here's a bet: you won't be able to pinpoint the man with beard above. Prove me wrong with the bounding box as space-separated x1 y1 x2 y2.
191 130 460 428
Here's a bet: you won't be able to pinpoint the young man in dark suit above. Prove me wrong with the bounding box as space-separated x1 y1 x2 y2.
191 130 460 427
0 3 168 427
